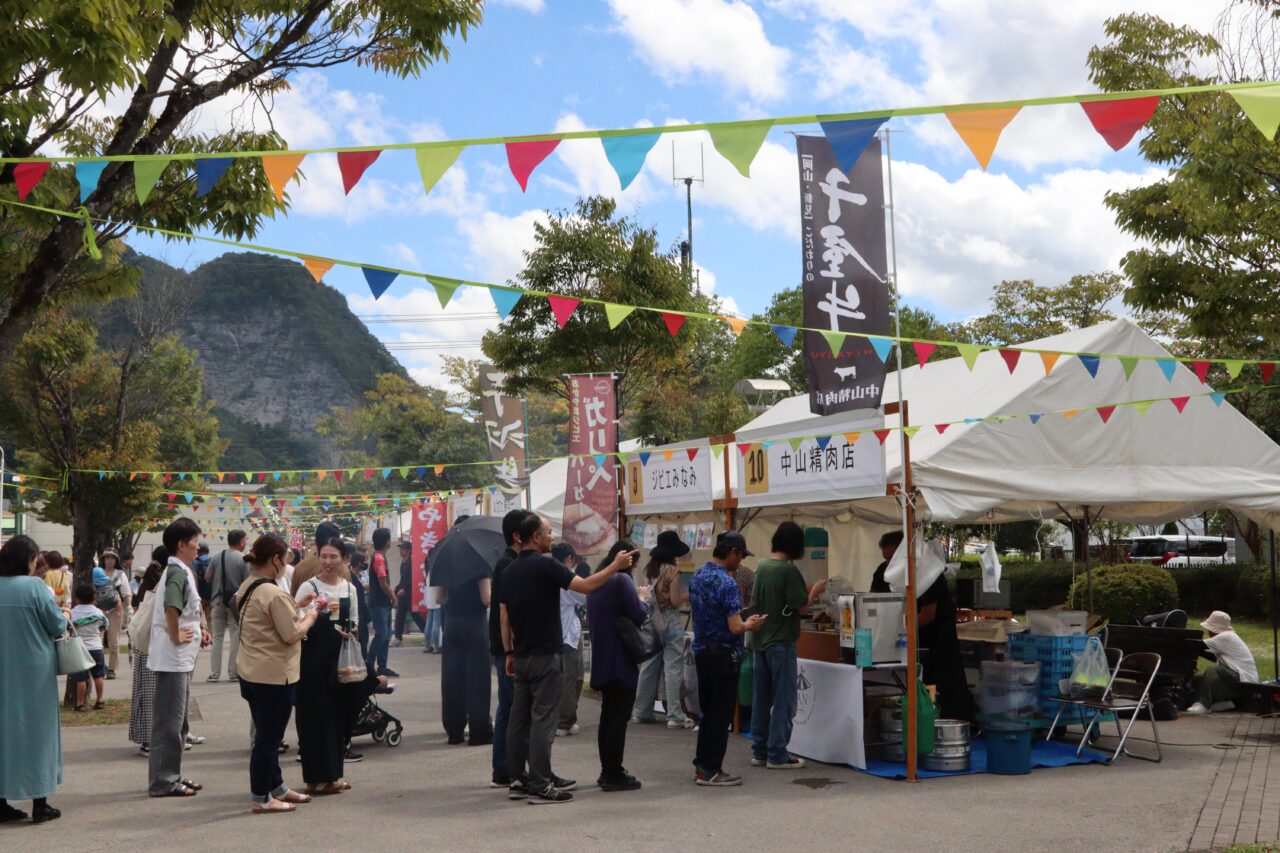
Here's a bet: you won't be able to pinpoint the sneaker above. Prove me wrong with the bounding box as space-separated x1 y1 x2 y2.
550 775 577 792
380 668 400 678
139 744 150 756
528 785 574 805
206 674 219 683
278 743 289 755
630 715 654 724
568 723 580 736
391 639 403 648
667 719 695 730
508 779 529 800
599 774 642 792
1186 701 1211 715
183 743 191 752
344 749 364 763
105 670 116 680
228 675 239 682
185 734 205 745
750 757 767 767
766 757 806 770
490 775 512 789
695 769 743 787
555 728 569 737
1211 700 1236 712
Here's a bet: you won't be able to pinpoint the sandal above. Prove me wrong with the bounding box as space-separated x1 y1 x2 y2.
72 704 87 713
305 781 348 796
154 784 198 798
251 799 296 815
178 779 203 791
279 790 312 804
93 701 106 710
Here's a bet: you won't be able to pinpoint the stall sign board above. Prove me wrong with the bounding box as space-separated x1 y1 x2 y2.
623 449 713 514
735 433 886 508
564 374 619 561
485 487 524 517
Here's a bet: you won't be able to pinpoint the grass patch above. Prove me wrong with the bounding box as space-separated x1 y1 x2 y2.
60 698 131 727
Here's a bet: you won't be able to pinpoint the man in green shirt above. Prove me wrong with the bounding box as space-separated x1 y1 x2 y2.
750 521 809 770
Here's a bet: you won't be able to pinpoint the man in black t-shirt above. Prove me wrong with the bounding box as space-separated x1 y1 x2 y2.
488 510 530 787
500 512 636 805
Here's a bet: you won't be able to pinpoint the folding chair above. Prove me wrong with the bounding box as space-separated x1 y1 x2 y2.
1043 646 1124 743
1077 651 1163 762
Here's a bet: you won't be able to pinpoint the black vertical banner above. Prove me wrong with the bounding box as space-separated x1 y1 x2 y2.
478 364 529 494
797 135 889 415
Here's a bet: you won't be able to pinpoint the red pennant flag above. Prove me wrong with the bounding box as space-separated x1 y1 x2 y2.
166 493 176 502
1264 363 1276 384
333 470 344 481
506 139 561 191
687 447 700 461
14 162 50 200
364 469 375 480
1192 360 1210 383
248 497 257 507
736 442 752 458
337 150 381 194
163 473 172 483
999 349 1021 373
661 312 687 337
547 295 580 328
913 342 936 365
935 423 949 434
1080 96 1160 151
875 429 891 445
1096 405 1116 424
1171 396 1190 413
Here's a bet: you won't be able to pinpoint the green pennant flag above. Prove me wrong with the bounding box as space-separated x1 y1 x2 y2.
415 143 464 196
1132 400 1155 416
820 330 846 356
1225 359 1245 380
710 443 724 459
902 426 921 440
956 343 981 371
604 303 635 329
1232 85 1280 140
134 159 169 204
788 436 805 451
431 278 461 308
398 467 409 478
708 121 774 177
1118 356 1139 380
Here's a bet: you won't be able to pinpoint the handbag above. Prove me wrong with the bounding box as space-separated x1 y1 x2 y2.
55 629 95 676
615 613 661 663
128 590 157 655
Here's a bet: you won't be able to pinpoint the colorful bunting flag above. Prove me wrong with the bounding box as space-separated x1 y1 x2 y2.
431 279 461 308
722 316 747 337
490 288 523 319
1225 360 1245 380
1211 392 1227 407
76 160 108 202
711 444 725 459
788 436 804 452
1171 396 1190 413
869 337 894 363
415 144 463 196
945 107 1020 169
662 312 687 337
1192 361 1210 383
14 161 50 200
262 153 306 202
1157 359 1177 381
913 342 936 366
1133 400 1154 415
1040 351 1060 376
337 150 381 194
1062 409 1081 420
1080 96 1160 150
935 423 950 434
998 349 1021 373
1118 356 1139 380
819 116 888 173
1096 405 1116 423
687 447 700 461
902 426 921 440
771 324 798 346
193 157 234 197
1030 413 1043 424
548 295 580 328
601 133 660 190
708 121 773 177
1264 363 1276 384
302 257 334 283
362 267 398 299
875 429 890 445
604 303 635 329
1079 355 1101 378
821 330 846 357
956 343 981 371
1231 85 1280 141
505 139 560 191
737 442 753 458
639 451 652 465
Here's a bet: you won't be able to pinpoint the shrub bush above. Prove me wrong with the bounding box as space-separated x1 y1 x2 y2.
1169 564 1244 617
1067 563 1178 624
1235 565 1276 618
952 561 1080 612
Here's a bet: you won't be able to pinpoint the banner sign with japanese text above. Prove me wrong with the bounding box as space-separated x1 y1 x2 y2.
485 487 524 517
479 363 529 494
448 491 480 525
564 374 618 560
623 446 714 514
734 434 886 508
798 135 890 415
411 500 447 611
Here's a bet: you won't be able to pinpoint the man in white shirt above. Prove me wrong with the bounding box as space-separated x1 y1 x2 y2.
206 530 248 682
553 543 587 737
148 518 211 797
1188 610 1258 715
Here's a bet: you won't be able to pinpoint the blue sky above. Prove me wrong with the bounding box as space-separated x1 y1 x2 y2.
129 0 1222 388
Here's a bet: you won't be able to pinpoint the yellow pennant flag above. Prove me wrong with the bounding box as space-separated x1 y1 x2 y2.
1039 351 1061 376
1062 409 1081 420
302 257 335 283
262 153 306 202
945 107 1021 169
722 315 747 336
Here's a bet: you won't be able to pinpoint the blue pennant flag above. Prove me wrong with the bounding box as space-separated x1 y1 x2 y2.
1030 413 1043 425
183 492 193 503
638 452 651 466
593 454 607 467
1210 392 1226 407
771 324 798 346
819 117 888 173
1079 355 1101 378
363 267 398 299
815 435 832 450
762 440 775 450
869 337 894 363
490 288 523 319
272 472 282 481
193 157 235 197
298 472 308 482
415 467 426 477
323 502 331 511
601 133 661 190
98 471 105 480
75 160 108 202
381 467 392 479
1157 359 1177 381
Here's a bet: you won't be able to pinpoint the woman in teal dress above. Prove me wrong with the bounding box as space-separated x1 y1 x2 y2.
0 535 67 824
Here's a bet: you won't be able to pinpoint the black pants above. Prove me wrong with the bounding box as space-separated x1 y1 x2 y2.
597 681 637 781
240 680 295 802
441 611 492 743
508 653 561 790
394 594 425 639
694 649 739 776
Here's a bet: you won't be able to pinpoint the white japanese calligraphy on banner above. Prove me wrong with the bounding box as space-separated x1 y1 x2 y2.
623 448 713 514
734 433 886 508
564 374 618 560
485 488 524 517
479 364 529 494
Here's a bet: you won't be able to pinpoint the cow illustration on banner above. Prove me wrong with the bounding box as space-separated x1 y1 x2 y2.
411 499 447 611
564 374 618 561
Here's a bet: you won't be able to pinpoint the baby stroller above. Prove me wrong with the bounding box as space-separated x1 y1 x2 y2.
351 694 404 747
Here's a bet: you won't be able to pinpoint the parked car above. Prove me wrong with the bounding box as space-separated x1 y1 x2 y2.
1127 534 1234 567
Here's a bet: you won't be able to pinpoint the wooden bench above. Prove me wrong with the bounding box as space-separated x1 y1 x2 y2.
1106 625 1207 716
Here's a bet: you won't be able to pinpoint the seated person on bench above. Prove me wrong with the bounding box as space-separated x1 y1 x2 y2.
1188 610 1258 715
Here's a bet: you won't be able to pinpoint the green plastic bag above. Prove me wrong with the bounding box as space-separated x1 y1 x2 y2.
738 651 754 707
916 680 937 753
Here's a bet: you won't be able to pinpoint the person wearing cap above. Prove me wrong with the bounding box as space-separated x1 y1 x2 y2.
631 530 694 730
1188 611 1258 715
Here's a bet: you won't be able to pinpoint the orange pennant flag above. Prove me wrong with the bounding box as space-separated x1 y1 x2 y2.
945 107 1021 170
722 315 747 337
302 257 334 283
262 153 306 202
434 464 445 475
1062 409 1081 420
844 432 861 444
1039 351 1061 376
315 470 327 481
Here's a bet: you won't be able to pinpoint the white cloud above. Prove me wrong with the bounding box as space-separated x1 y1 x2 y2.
456 209 550 285
549 113 662 205
491 0 545 12
608 0 791 102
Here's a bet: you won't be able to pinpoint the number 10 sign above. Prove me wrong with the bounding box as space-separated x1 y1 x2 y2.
734 433 886 507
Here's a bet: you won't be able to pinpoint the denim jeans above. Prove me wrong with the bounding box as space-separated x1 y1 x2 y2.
240 679 295 803
424 609 443 650
492 655 514 780
632 613 687 723
751 642 799 764
366 604 393 674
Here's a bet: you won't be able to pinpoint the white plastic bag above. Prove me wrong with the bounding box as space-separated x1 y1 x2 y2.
1068 636 1109 699
980 546 1003 594
884 536 946 598
336 633 367 684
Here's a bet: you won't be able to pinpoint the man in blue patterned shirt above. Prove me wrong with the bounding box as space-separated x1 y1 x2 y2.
688 530 764 787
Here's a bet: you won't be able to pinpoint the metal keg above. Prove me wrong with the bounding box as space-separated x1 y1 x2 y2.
923 718 971 772
878 707 906 761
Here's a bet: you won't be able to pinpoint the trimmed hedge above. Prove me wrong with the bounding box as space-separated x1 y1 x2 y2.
1067 564 1178 624
952 561 1081 613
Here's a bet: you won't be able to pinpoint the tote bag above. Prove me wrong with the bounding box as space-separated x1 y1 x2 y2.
128 591 157 655
55 629 95 676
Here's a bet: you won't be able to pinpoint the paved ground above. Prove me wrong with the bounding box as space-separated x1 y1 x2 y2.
1190 713 1280 851
2 640 1269 853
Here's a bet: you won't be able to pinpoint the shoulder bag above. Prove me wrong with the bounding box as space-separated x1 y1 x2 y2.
614 578 661 664
128 590 157 655
55 626 95 676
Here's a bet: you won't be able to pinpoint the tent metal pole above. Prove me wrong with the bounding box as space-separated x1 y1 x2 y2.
1271 530 1277 681
883 128 918 782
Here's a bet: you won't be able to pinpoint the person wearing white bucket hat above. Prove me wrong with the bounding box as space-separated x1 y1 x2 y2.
1187 610 1258 715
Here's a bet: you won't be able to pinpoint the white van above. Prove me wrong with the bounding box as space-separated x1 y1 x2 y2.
1127 534 1235 567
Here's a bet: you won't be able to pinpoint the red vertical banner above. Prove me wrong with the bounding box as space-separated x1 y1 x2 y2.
411 499 447 611
564 375 619 562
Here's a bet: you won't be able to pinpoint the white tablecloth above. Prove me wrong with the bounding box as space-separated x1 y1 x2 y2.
787 659 866 769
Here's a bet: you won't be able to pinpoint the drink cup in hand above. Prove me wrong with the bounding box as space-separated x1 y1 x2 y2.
328 598 340 617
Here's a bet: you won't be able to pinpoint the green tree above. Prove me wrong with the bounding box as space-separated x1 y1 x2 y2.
961 273 1127 345
0 311 222 572
0 1 483 364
